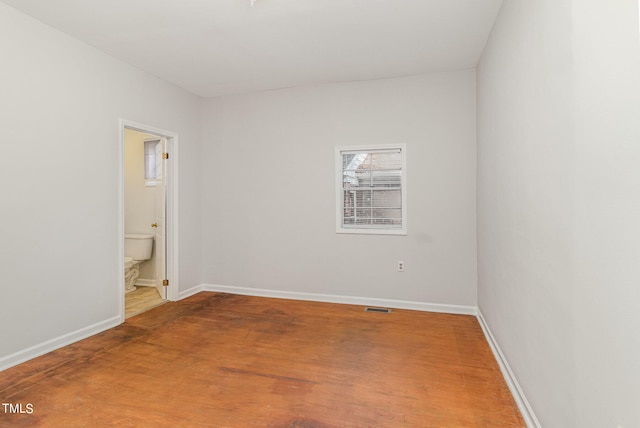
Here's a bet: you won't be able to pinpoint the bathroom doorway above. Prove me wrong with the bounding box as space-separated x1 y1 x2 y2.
119 119 178 320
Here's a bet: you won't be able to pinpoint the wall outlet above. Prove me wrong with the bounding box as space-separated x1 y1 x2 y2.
397 261 405 272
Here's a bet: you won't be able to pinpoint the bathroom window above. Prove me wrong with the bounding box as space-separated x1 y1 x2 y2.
335 144 406 235
144 139 162 185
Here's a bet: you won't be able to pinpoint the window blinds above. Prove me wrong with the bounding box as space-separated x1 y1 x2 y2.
341 148 403 229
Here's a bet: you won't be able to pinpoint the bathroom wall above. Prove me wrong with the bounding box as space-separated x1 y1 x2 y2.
124 128 157 281
0 2 202 367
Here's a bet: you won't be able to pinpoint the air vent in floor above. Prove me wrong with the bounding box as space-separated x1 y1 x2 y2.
364 307 392 314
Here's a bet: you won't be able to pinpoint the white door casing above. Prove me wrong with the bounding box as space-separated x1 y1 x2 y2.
118 119 179 322
154 138 167 299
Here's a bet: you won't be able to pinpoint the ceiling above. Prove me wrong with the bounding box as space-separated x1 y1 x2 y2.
1 0 503 98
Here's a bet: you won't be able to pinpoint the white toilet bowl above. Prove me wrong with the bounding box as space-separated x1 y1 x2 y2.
124 257 140 294
124 234 154 294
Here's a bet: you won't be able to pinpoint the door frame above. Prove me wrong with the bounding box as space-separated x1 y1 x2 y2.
118 119 179 322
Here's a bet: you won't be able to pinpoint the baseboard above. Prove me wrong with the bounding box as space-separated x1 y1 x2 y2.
178 283 205 301
0 315 121 372
134 278 155 287
198 283 477 315
476 310 540 428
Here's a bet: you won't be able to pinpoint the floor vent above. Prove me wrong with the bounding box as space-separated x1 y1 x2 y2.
364 307 392 314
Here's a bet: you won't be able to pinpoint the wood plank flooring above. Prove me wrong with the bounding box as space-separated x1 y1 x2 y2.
125 286 165 319
0 292 525 427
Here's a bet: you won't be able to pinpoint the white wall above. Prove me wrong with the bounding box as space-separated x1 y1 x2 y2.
478 0 640 426
572 0 640 426
477 1 575 425
0 3 202 363
124 128 157 279
201 71 477 307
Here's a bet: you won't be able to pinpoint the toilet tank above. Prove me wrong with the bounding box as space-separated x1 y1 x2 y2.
124 233 154 260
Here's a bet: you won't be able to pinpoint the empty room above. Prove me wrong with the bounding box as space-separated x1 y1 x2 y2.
1 0 639 427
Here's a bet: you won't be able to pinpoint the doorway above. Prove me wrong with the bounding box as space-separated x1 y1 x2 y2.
119 119 178 321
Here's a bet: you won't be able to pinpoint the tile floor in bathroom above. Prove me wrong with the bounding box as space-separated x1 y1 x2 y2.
125 286 165 318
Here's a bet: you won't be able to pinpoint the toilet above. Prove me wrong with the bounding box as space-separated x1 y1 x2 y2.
124 233 154 294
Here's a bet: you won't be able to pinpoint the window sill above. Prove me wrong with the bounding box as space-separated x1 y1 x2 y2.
336 227 407 236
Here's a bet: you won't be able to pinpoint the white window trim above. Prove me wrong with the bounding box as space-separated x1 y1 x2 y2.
335 144 407 235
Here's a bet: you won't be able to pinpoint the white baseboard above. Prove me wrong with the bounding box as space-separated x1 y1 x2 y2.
134 278 155 287
178 283 205 301
195 283 477 315
0 316 121 372
477 310 540 428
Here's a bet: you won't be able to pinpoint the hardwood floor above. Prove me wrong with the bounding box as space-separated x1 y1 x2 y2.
0 293 525 427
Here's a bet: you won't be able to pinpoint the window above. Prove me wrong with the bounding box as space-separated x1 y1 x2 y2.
144 139 162 185
335 144 406 235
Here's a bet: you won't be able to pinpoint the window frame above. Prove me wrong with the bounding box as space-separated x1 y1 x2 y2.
144 138 162 186
335 144 407 235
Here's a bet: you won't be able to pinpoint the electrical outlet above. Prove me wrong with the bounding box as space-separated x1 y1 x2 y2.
397 261 405 272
